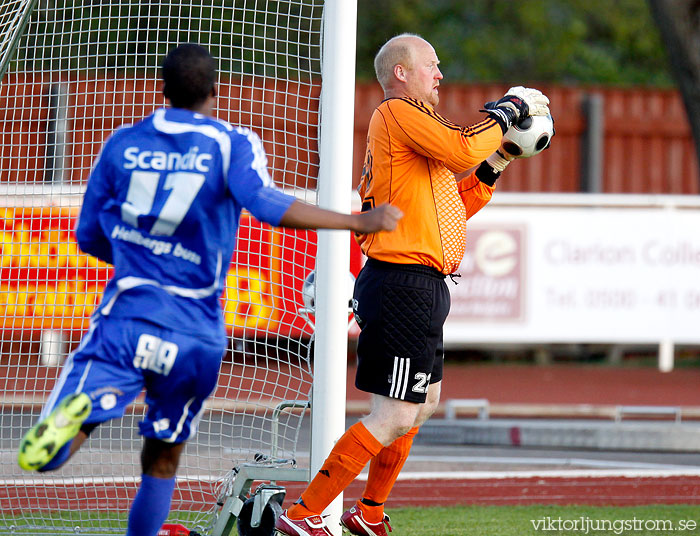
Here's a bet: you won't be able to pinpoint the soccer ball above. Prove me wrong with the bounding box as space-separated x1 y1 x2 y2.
301 270 356 312
502 114 554 158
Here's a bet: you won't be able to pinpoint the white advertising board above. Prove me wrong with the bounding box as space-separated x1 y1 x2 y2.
445 196 700 346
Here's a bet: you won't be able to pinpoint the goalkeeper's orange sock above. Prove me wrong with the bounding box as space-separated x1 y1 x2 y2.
287 422 383 519
356 426 419 523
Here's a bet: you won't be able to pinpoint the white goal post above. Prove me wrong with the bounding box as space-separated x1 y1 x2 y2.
0 1 355 535
312 0 357 528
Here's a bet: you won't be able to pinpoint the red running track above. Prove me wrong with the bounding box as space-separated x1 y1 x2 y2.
9 363 700 408
332 475 700 507
4 474 700 515
346 363 700 408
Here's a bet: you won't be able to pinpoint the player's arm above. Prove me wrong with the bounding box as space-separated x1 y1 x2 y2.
74 143 114 264
229 129 402 234
279 200 401 234
383 98 503 173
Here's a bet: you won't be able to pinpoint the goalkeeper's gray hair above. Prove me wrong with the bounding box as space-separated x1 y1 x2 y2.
374 33 425 91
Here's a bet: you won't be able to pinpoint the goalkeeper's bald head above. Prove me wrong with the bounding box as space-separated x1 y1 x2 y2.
374 33 426 91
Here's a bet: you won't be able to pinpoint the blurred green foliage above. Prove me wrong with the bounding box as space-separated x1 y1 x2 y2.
15 0 323 78
11 0 671 87
356 0 673 86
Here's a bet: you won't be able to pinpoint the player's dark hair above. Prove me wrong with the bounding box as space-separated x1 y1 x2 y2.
162 44 217 109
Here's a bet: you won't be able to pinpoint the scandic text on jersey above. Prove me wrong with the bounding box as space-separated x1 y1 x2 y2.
123 146 213 172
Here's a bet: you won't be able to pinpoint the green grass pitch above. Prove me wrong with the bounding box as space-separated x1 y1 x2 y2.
3 505 699 535
388 505 700 536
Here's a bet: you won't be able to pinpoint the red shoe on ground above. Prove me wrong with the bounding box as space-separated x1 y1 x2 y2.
275 510 334 536
340 506 393 536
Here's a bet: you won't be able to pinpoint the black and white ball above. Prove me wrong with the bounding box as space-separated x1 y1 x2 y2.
302 270 356 311
502 114 554 158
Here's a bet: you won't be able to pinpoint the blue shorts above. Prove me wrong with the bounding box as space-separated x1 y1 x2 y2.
42 316 225 443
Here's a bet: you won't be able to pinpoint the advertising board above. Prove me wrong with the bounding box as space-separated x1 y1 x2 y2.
446 199 700 345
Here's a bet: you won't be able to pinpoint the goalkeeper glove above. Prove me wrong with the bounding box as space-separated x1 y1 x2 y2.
482 86 550 132
487 147 515 172
476 148 515 186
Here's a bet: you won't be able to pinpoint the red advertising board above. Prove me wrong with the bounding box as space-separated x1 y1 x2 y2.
0 207 361 337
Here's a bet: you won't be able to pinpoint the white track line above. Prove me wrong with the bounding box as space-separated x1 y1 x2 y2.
386 468 700 481
0 474 220 486
4 468 700 487
405 454 694 470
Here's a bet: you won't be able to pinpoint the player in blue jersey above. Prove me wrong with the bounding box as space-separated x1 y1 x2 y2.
17 44 402 536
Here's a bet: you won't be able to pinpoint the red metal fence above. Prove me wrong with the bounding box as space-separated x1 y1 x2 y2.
354 83 699 194
1 75 697 194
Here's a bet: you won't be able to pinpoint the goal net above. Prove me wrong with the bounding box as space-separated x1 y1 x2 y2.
0 0 326 533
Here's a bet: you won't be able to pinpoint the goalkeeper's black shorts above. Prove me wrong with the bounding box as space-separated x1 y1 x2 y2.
352 258 449 403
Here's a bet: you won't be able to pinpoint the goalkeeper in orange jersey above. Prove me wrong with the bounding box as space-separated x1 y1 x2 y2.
275 33 550 536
